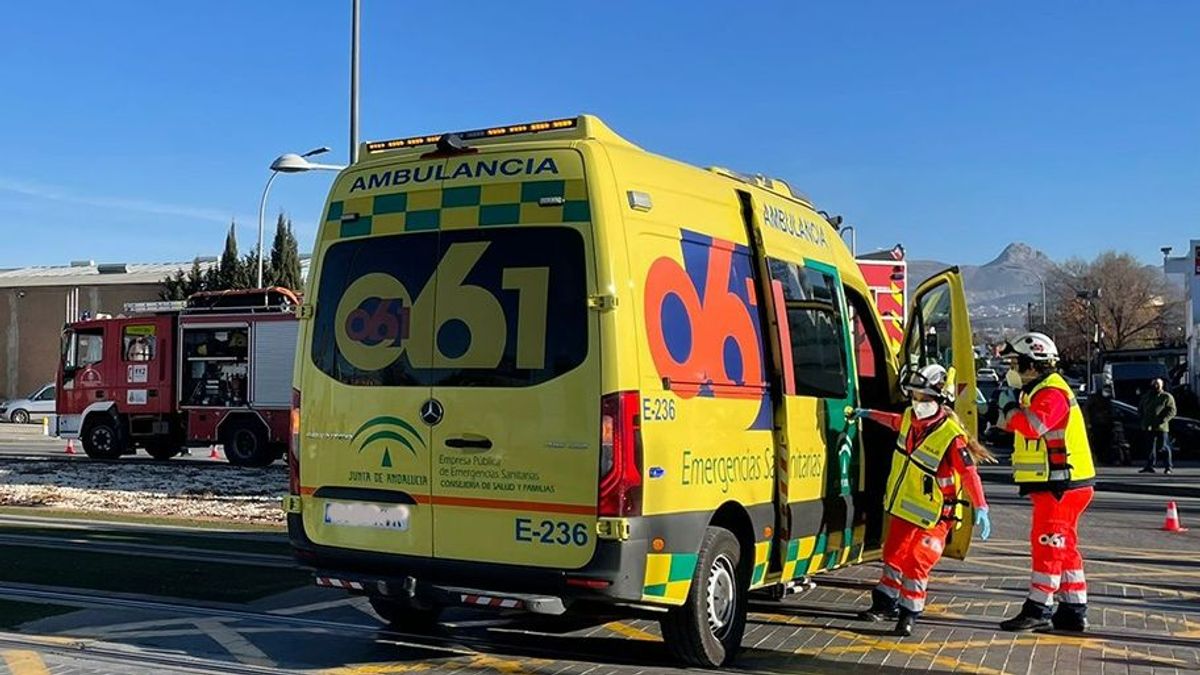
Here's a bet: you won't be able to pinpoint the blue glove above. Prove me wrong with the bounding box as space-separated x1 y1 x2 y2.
974 506 992 541
848 408 870 420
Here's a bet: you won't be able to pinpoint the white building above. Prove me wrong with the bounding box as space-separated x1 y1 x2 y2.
1163 241 1200 393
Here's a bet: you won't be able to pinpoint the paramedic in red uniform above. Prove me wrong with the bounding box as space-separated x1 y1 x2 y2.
997 332 1097 633
853 364 993 637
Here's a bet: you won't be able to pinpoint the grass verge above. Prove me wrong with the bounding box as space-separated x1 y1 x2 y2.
0 505 283 532
0 524 290 557
3 545 309 603
0 600 75 628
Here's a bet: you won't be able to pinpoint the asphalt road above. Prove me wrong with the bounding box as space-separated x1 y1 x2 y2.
1 430 1198 674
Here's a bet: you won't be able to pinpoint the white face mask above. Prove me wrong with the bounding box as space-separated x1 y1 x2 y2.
912 400 939 419
1005 369 1024 389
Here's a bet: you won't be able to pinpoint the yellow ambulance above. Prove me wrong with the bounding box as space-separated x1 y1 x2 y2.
285 115 977 667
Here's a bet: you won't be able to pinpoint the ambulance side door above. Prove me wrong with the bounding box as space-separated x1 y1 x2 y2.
900 268 978 559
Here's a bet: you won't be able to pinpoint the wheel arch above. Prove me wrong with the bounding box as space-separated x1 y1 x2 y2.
216 410 270 439
80 401 120 432
709 501 756 582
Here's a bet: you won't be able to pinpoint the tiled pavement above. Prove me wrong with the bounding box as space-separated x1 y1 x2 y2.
4 536 1198 675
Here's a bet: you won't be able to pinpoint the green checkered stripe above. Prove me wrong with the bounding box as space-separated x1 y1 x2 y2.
325 178 590 239
781 525 864 581
751 539 772 587
643 552 698 603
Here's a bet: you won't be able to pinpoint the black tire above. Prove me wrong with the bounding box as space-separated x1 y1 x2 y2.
368 596 442 632
144 443 181 461
221 419 273 467
660 526 748 668
82 417 125 460
8 409 29 425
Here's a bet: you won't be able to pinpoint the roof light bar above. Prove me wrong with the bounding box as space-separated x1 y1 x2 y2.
366 117 578 154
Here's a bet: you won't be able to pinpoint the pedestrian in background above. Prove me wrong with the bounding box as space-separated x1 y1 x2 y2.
852 364 993 637
996 332 1096 633
1139 378 1176 475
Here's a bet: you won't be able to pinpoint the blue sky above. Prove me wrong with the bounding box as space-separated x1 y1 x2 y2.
1 2 1197 268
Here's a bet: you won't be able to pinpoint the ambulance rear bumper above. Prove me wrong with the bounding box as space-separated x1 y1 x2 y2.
287 513 651 604
314 572 568 615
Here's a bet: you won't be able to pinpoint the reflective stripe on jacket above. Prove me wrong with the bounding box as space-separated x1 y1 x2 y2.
1011 373 1097 484
884 409 964 529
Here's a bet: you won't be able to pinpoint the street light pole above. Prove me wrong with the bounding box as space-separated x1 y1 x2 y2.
255 147 343 289
350 0 360 165
1028 268 1047 327
256 170 281 289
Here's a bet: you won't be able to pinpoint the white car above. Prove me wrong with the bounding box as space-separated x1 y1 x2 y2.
977 368 1000 382
0 383 56 424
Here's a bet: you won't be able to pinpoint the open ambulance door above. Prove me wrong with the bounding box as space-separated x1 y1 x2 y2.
899 268 978 560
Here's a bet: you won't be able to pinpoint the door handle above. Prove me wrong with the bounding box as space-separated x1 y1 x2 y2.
445 437 493 450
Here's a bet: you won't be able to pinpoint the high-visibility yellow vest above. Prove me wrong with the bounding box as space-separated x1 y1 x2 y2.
884 409 964 529
1010 373 1097 484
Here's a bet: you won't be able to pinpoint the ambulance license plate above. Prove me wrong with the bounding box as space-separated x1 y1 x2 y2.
323 502 410 531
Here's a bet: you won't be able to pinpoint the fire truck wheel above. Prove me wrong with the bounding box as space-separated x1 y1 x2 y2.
145 444 181 461
82 417 125 460
221 419 273 468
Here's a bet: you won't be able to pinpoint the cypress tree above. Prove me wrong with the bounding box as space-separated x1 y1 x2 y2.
268 213 303 291
218 222 243 290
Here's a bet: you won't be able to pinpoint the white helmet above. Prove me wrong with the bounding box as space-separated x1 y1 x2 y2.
900 363 954 403
1002 332 1059 363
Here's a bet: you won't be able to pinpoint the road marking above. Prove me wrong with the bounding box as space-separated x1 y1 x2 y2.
0 650 49 675
270 597 361 616
192 618 275 668
604 621 659 641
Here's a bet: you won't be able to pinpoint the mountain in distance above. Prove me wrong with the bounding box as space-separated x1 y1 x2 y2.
908 242 1056 329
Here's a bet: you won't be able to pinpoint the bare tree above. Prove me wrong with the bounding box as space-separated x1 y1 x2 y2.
1049 251 1183 361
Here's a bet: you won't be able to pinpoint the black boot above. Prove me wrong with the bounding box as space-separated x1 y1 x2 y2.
894 609 918 637
858 588 899 622
1000 599 1052 632
1052 603 1089 633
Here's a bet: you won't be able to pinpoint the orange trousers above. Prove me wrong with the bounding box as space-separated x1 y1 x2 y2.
1027 487 1093 607
877 515 952 614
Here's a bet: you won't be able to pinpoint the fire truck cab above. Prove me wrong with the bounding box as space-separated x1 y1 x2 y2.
54 288 299 467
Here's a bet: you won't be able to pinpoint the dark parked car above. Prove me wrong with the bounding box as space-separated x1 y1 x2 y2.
982 391 1200 461
1105 398 1200 460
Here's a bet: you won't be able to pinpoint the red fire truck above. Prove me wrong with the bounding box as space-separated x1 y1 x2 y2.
53 288 299 467
856 246 908 355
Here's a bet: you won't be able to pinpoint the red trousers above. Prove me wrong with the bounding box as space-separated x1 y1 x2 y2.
876 515 951 614
1027 486 1093 606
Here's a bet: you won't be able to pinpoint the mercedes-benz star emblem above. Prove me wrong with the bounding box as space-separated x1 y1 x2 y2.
420 399 444 426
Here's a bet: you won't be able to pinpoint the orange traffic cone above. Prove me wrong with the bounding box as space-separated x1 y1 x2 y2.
64 439 76 455
1162 501 1188 532
208 444 222 460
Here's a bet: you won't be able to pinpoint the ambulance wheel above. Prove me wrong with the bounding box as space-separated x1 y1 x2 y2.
9 409 29 425
660 526 747 668
144 443 180 461
368 596 442 632
82 418 124 460
221 419 272 468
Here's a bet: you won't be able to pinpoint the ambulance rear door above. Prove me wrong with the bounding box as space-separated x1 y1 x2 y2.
424 148 601 570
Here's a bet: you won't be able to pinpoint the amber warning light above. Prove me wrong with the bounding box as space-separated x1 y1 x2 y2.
366 118 578 154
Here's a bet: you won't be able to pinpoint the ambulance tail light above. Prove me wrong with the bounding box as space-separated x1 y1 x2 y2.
289 388 301 495
598 391 642 517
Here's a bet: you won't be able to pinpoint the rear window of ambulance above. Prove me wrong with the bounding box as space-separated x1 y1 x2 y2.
311 227 588 388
